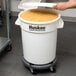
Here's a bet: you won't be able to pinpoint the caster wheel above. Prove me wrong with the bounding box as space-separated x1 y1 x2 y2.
49 66 56 73
6 44 12 52
30 67 37 74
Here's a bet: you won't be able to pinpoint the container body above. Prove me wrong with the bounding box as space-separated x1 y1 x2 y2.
21 29 57 64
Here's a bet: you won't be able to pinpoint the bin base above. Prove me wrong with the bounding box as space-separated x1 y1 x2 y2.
22 57 57 74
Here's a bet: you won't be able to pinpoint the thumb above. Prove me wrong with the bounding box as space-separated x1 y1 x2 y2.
52 5 58 9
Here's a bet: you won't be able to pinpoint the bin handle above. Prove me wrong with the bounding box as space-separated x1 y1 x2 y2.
57 18 64 29
15 18 21 26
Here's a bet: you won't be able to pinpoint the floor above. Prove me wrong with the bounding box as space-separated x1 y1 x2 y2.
0 16 76 76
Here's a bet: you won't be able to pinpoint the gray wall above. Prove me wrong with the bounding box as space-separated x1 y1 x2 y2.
46 0 68 2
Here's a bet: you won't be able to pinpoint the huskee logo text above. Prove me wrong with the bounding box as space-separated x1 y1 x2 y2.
29 25 45 31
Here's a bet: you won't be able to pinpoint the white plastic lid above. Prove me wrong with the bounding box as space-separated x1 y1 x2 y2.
18 0 56 10
22 3 56 8
18 0 42 10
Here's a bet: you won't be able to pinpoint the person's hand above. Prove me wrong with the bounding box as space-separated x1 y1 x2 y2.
52 2 76 10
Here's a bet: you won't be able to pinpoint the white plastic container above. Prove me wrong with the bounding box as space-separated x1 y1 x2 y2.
15 9 64 65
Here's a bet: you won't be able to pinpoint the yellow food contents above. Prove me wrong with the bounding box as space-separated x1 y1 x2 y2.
20 9 58 22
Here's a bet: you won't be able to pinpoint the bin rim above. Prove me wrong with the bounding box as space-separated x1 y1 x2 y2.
18 8 61 25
